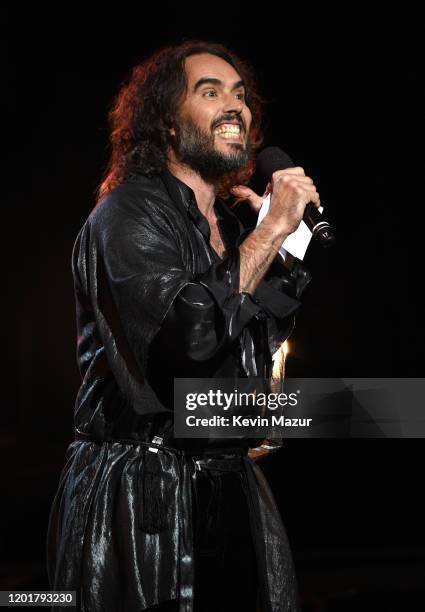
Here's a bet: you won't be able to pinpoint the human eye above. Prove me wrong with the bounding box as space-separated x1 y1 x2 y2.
235 90 246 100
203 89 217 98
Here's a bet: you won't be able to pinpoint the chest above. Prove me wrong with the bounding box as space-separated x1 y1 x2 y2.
209 220 227 258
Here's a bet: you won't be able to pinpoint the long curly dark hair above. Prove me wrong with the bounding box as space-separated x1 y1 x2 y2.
96 40 264 202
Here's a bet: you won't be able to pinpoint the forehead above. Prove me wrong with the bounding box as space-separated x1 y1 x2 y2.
184 53 242 87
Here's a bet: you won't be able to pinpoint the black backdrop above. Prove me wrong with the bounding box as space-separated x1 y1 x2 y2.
3 2 424 609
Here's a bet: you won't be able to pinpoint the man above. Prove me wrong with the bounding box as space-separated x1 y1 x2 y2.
47 41 320 611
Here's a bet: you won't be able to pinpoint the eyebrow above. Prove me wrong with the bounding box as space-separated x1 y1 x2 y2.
193 78 245 93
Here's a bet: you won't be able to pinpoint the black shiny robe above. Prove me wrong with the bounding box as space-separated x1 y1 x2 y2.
46 168 311 611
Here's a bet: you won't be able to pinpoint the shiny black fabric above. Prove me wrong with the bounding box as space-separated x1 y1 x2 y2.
192 453 259 611
47 168 311 611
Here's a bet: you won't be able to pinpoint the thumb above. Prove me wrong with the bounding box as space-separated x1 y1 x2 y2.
230 185 266 213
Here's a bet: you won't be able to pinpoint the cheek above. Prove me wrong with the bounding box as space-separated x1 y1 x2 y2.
190 108 214 132
244 108 253 131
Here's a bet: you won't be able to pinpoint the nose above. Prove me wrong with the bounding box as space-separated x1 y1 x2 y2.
222 91 244 116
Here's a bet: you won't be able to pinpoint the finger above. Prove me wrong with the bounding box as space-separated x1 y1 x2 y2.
292 186 320 207
264 182 272 196
272 166 306 178
302 184 318 194
230 185 265 212
275 175 315 186
292 176 314 184
306 191 321 207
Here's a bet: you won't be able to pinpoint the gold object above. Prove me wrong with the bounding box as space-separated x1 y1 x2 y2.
248 341 289 459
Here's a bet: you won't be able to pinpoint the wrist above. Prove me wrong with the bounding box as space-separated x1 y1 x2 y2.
259 216 291 242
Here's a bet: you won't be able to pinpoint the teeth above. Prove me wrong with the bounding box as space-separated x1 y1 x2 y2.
219 132 241 139
214 124 241 136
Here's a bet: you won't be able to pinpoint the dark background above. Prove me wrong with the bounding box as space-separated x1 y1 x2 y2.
3 2 424 610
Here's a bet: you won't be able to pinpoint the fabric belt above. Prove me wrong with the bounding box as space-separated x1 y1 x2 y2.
74 427 248 461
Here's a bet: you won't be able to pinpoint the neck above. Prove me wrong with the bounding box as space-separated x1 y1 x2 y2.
167 154 218 220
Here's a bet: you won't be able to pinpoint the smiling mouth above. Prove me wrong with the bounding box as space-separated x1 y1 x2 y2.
214 123 242 139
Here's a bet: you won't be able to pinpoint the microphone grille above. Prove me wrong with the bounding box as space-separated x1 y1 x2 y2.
256 146 294 180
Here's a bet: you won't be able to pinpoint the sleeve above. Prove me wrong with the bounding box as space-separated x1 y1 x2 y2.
94 195 265 369
256 254 312 353
153 246 265 361
154 229 309 363
95 196 309 370
94 197 191 371
232 227 312 353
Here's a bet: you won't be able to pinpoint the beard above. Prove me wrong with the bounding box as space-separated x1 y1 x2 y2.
172 114 252 183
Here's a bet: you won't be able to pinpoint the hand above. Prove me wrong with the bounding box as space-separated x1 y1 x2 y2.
230 183 272 214
264 167 320 234
248 442 270 461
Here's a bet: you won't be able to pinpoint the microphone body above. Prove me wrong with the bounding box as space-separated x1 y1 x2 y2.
303 202 336 247
256 147 336 248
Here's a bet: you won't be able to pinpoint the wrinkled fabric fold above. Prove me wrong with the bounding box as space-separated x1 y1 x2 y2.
153 248 264 363
47 434 300 611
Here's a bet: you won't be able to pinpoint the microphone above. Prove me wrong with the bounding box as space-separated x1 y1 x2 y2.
256 146 336 248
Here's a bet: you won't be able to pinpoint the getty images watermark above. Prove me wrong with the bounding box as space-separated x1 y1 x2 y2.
184 388 311 429
174 378 311 440
174 378 425 439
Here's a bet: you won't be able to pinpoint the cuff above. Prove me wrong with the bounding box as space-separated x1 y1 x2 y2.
197 247 265 342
